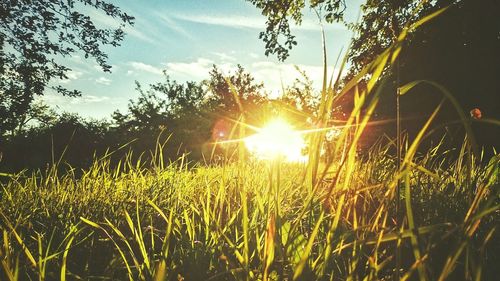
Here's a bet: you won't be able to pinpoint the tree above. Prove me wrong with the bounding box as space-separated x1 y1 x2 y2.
0 0 134 134
112 74 210 160
206 64 267 121
246 0 346 61
112 65 270 162
250 0 500 149
347 0 500 149
112 82 170 135
279 66 319 119
0 112 112 172
16 100 58 133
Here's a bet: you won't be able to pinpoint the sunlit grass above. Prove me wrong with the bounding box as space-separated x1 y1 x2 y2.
0 4 499 281
0 138 497 280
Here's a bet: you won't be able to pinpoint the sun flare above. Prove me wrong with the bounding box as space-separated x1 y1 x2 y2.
244 118 307 162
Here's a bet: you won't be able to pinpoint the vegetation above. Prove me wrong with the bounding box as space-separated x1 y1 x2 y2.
0 128 498 280
0 65 272 172
250 0 500 150
0 0 499 280
0 0 134 134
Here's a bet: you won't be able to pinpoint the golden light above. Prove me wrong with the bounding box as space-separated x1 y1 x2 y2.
244 118 308 162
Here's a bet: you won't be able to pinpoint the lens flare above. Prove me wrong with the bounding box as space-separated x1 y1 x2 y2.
244 118 307 162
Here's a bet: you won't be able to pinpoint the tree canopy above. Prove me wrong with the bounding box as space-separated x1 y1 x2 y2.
247 0 346 61
0 0 134 134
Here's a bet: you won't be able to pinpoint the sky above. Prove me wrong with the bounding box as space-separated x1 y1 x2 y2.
42 0 363 119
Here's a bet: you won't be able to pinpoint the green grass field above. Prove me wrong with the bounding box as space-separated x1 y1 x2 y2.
0 136 498 280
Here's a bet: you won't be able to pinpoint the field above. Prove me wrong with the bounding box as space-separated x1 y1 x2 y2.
1 4 499 281
0 136 499 280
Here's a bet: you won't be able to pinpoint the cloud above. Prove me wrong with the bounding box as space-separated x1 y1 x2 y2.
157 14 194 40
212 52 237 62
249 52 260 59
171 13 346 32
125 57 338 100
95 77 112 85
70 95 111 105
163 58 216 81
66 70 83 80
124 26 157 44
163 57 241 82
173 14 266 29
129 61 163 75
87 8 156 44
56 70 84 84
41 93 111 106
159 57 339 98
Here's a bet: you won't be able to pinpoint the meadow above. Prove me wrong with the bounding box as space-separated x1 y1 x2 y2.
0 133 498 280
1 5 499 281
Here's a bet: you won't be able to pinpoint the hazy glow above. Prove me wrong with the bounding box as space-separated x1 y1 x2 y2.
244 119 307 162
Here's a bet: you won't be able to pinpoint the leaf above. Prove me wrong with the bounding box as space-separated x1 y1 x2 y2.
263 213 276 281
293 211 325 280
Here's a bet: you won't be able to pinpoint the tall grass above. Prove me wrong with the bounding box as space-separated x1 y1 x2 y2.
0 136 497 280
1 3 499 281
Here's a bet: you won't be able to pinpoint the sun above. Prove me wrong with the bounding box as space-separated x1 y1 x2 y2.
244 118 307 162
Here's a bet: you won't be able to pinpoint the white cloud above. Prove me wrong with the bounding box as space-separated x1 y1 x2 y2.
157 14 194 40
163 58 215 81
212 52 237 62
159 57 339 98
173 14 265 29
171 13 345 32
249 52 260 59
70 95 110 105
57 70 84 84
125 57 339 100
40 93 111 106
124 26 156 44
95 77 112 85
128 61 163 75
66 70 83 80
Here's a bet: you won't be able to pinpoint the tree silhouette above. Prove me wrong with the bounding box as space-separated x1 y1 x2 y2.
349 0 500 149
205 64 267 121
247 0 346 61
0 0 134 134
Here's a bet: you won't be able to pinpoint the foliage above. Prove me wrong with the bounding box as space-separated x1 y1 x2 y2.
0 64 304 172
279 67 319 117
0 136 498 280
0 112 112 172
0 0 134 133
349 0 500 151
0 2 499 280
247 0 346 61
205 64 267 117
249 0 499 151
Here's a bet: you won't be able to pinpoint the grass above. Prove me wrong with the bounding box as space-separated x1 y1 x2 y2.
1 3 499 280
0 136 498 280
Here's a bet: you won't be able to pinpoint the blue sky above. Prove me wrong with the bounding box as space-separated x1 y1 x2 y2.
42 0 363 119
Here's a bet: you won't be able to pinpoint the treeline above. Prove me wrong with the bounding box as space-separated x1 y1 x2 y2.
0 65 318 173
